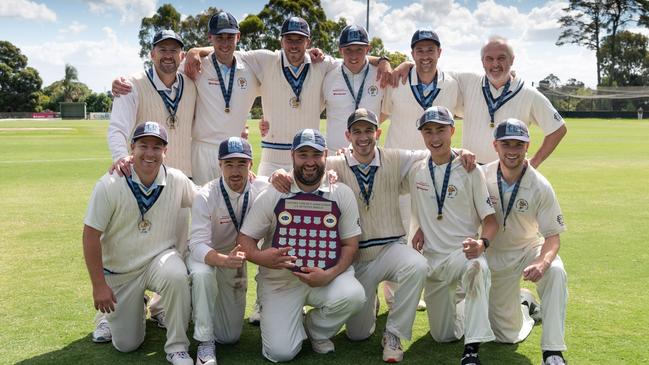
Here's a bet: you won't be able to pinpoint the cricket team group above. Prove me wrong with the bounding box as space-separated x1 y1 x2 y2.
82 10 570 365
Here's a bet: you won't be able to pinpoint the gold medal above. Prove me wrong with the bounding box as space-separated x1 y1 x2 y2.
138 219 152 233
225 107 230 113
167 115 177 130
490 122 494 128
289 96 300 108
436 214 443 220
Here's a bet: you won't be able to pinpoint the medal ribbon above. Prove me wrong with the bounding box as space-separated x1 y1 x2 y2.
219 178 249 232
281 55 310 103
125 166 166 222
211 53 236 111
146 67 184 122
481 77 524 125
496 163 527 229
341 63 370 109
427 152 455 219
409 70 440 109
345 150 380 209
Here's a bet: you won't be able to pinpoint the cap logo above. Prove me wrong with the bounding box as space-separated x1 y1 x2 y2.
144 122 160 135
288 18 302 31
425 109 440 121
217 13 230 27
419 30 433 38
506 123 525 136
227 137 244 153
348 29 360 41
301 129 315 143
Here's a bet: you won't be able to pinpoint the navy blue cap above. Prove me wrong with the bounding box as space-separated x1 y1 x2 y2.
292 129 326 151
494 118 530 142
218 137 253 160
347 108 379 129
417 106 455 129
209 11 239 35
339 24 369 47
411 29 440 48
152 29 184 48
281 17 310 37
132 121 168 144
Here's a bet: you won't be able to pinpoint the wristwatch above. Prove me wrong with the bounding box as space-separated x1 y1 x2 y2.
480 237 490 249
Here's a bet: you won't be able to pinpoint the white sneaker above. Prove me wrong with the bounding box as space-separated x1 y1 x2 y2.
248 302 261 325
381 331 403 363
542 355 566 365
417 299 427 311
92 319 111 343
151 311 166 328
304 317 335 354
196 341 216 365
166 351 193 365
520 288 542 323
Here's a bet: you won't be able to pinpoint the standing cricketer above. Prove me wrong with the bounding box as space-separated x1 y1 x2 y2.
409 106 497 365
483 119 568 365
237 129 365 362
83 121 196 365
188 137 268 365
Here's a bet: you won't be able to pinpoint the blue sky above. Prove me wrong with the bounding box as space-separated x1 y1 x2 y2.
2 0 641 92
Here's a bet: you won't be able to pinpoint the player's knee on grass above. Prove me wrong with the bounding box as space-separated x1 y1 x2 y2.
112 332 145 353
263 340 301 362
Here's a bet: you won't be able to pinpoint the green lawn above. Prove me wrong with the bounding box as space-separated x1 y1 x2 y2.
0 118 648 364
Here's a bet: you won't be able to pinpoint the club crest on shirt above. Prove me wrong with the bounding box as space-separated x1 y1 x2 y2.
368 85 378 96
487 196 497 207
238 77 247 89
446 184 458 198
515 198 529 212
556 214 565 226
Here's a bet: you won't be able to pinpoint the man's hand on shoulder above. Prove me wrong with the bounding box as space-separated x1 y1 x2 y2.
109 156 133 177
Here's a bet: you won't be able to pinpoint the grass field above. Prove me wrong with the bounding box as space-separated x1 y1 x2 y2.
1 118 648 365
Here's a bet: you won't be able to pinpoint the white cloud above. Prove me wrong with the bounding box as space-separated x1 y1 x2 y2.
21 27 143 92
59 21 88 34
321 0 598 87
0 0 56 22
84 0 157 23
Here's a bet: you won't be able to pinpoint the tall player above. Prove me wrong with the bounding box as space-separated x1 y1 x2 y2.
322 24 384 152
99 29 196 342
188 137 268 365
83 122 196 365
483 119 568 365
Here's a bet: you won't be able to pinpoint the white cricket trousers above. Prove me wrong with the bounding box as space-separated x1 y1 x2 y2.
346 240 428 341
187 256 247 344
102 249 191 354
487 245 568 351
258 267 365 362
423 249 495 344
191 141 223 187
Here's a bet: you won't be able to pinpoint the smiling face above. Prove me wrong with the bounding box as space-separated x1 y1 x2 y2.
411 40 442 75
482 41 514 87
209 32 240 63
281 34 310 66
420 122 454 161
150 39 183 76
292 146 326 187
345 120 380 162
219 157 252 193
493 138 529 171
130 136 166 177
340 45 370 74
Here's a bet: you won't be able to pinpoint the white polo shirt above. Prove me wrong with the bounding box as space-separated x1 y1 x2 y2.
187 52 260 146
189 177 269 263
240 175 361 281
408 152 495 256
382 67 461 150
482 161 567 256
322 60 384 151
84 165 196 275
454 73 565 164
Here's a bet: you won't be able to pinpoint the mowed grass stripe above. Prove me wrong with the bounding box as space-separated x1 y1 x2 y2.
1 118 648 364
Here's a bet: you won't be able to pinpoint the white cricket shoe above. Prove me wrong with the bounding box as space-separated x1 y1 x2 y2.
196 341 216 365
304 317 335 354
542 355 566 365
417 299 427 311
151 311 166 328
166 351 193 365
381 331 403 363
91 319 111 343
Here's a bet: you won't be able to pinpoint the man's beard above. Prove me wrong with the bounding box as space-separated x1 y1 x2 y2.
294 164 325 186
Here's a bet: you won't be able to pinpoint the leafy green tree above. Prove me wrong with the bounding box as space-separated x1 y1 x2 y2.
42 79 91 111
138 4 182 59
84 92 113 112
178 7 221 52
0 41 43 112
600 30 649 86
